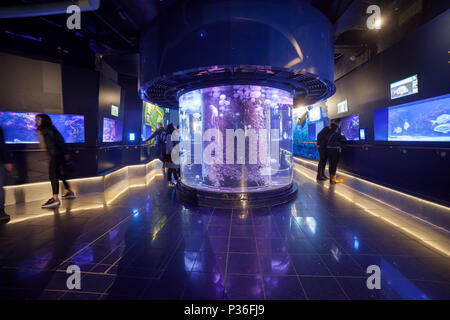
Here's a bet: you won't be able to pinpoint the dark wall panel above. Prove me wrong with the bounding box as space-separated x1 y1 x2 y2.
98 75 123 146
61 65 100 178
323 11 450 204
0 52 63 114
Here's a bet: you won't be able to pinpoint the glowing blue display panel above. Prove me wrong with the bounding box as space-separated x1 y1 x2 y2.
338 114 360 141
103 118 123 143
0 111 85 144
374 94 450 142
359 128 366 140
308 121 324 141
141 124 152 141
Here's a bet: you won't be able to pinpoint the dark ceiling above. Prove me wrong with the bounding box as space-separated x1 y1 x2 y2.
0 0 448 79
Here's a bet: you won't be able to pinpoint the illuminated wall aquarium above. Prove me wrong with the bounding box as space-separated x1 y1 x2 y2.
374 93 450 142
0 111 85 144
179 85 293 193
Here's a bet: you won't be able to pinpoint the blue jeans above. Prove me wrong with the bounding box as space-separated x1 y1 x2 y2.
0 167 4 210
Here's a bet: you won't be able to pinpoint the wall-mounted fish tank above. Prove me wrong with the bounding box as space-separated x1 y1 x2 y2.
0 111 85 144
102 118 123 143
336 113 360 141
178 85 293 193
374 93 450 142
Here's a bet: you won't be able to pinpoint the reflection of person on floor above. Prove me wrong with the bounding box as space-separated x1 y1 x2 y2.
326 122 346 184
0 127 13 221
35 114 75 209
165 123 180 188
316 123 332 181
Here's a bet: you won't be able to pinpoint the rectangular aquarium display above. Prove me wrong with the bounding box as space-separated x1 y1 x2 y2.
0 111 85 144
102 118 123 143
308 121 324 141
337 114 360 141
390 74 418 100
374 94 450 142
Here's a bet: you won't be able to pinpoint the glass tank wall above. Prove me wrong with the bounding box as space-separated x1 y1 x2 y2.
179 85 293 193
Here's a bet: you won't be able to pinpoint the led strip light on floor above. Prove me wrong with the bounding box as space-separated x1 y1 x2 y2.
293 163 450 257
294 156 450 212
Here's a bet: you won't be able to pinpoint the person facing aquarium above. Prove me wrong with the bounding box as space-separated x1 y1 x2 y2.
36 114 75 209
144 122 166 165
164 123 180 188
327 122 346 184
316 123 331 181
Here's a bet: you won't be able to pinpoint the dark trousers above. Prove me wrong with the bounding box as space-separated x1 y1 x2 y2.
327 148 340 176
167 168 179 182
317 147 328 177
49 156 70 195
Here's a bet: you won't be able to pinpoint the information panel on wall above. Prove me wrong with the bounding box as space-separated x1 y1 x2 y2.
390 74 418 100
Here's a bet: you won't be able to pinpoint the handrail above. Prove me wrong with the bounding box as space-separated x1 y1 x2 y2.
294 141 450 152
11 142 450 153
9 144 153 152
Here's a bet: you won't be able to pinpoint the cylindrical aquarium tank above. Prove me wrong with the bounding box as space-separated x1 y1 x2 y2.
139 0 336 207
178 85 293 193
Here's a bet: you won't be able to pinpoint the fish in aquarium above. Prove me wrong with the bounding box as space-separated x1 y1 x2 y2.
404 121 410 130
434 123 450 134
429 114 450 126
393 127 402 134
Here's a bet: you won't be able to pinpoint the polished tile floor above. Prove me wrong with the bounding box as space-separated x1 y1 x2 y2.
0 165 449 300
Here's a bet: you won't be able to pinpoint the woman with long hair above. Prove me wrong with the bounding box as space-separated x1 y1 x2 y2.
36 114 75 208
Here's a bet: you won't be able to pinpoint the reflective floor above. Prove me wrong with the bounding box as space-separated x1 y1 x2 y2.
0 164 449 300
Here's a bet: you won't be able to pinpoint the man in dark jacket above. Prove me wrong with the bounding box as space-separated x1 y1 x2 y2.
0 127 13 221
316 124 331 180
327 122 346 183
